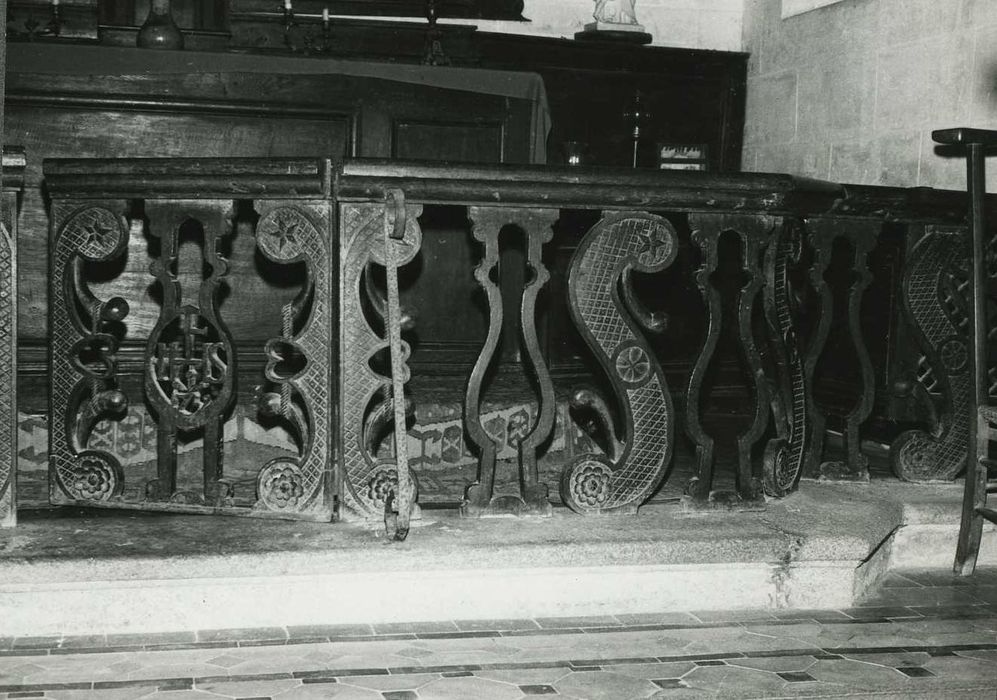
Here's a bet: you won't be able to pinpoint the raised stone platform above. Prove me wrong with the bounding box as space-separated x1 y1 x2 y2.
0 481 993 636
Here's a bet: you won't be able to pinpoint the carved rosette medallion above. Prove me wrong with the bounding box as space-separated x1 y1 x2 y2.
560 212 677 515
50 204 130 505
253 203 333 517
339 201 422 519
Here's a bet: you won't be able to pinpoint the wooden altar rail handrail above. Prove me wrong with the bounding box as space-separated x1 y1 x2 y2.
43 157 995 226
43 158 331 199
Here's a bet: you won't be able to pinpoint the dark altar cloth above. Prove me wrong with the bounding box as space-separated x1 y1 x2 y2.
9 43 551 164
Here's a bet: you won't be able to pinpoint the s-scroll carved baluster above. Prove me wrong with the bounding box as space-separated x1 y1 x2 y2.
803 218 878 482
560 212 677 515
50 203 131 506
462 206 558 518
143 201 237 506
891 224 973 481
339 197 423 522
685 213 774 506
254 201 334 518
0 157 20 527
762 219 808 497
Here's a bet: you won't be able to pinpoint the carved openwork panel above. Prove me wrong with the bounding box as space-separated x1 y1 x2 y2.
50 202 131 508
253 201 334 517
802 217 878 482
684 213 778 506
462 206 558 518
891 224 973 481
48 197 334 520
0 182 19 527
338 198 423 524
560 211 677 515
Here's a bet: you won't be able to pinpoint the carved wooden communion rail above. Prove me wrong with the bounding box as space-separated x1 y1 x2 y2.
28 157 990 530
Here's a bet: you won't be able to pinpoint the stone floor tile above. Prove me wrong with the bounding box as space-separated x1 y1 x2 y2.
608 662 697 681
196 677 299 697
133 692 218 699
964 585 997 605
688 610 776 624
278 683 382 699
372 621 459 636
839 651 932 667
613 613 701 627
726 655 816 673
105 632 198 648
806 657 918 689
879 572 926 588
770 609 852 622
46 689 154 700
535 616 620 630
518 683 558 695
677 664 793 697
858 586 983 608
416 675 525 700
381 691 419 700
287 625 373 640
898 570 976 587
922 654 997 682
337 672 438 691
841 606 921 620
473 667 572 685
955 648 997 662
553 670 659 700
454 619 540 632
118 662 231 681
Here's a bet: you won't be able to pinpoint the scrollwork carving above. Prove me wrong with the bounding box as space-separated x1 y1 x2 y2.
50 204 131 506
762 219 808 497
254 202 334 518
891 225 972 481
560 212 677 515
339 199 423 521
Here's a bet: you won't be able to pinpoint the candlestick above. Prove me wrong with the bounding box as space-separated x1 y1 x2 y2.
284 0 292 9
323 7 329 24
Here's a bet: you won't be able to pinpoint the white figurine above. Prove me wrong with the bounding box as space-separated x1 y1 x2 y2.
593 0 638 26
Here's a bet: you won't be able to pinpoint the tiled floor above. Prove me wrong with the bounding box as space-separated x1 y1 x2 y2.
1 568 996 699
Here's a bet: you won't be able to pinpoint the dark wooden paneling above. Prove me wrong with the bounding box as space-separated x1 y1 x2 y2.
6 62 536 344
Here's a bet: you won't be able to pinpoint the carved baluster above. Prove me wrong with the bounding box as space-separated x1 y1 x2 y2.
254 200 335 519
761 218 808 497
49 202 131 507
803 218 878 481
462 206 558 517
560 211 677 515
143 201 237 505
0 151 23 527
685 213 774 506
339 198 423 522
891 224 973 481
